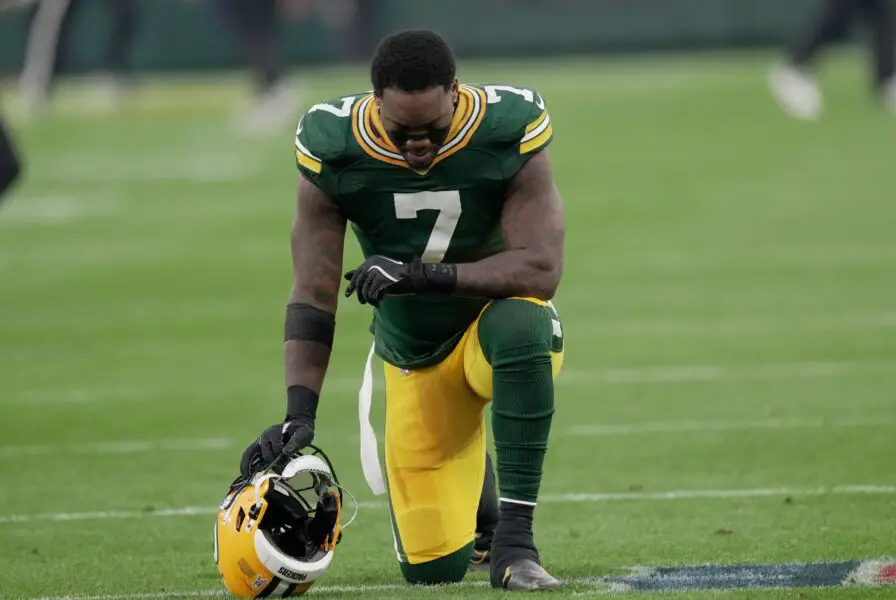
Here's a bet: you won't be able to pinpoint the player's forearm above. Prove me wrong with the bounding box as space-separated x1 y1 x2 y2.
454 248 561 300
284 338 332 394
281 290 338 420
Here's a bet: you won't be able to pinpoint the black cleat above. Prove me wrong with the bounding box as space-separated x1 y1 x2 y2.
469 531 492 571
496 558 562 591
472 452 499 571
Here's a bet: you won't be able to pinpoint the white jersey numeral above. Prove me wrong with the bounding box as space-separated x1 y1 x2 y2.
393 191 462 263
307 96 356 118
485 84 544 109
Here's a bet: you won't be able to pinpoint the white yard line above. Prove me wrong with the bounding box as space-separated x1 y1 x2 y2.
2 485 894 525
0 437 233 458
568 417 896 436
26 580 491 600
573 312 896 336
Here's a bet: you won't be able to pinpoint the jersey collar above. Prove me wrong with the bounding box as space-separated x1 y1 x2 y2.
351 85 486 174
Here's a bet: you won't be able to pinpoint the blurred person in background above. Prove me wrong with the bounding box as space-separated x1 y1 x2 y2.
770 0 896 119
196 0 308 135
18 0 140 118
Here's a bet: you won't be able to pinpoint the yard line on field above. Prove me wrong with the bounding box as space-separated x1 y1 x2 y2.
3 485 894 525
571 312 896 336
558 359 896 385
26 580 491 600
0 437 233 458
28 592 226 600
568 417 896 436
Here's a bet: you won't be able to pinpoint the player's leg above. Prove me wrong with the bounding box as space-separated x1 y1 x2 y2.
464 298 564 591
382 341 486 585
857 0 896 108
102 0 139 83
0 113 23 203
789 0 858 67
770 0 860 119
20 0 76 117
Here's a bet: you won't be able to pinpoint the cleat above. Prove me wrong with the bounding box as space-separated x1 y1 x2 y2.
497 558 561 591
469 530 492 571
768 63 822 120
469 546 490 571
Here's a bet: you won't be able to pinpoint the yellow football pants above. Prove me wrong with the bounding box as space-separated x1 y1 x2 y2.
383 298 564 564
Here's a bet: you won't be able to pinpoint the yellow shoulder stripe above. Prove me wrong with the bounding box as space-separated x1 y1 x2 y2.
525 109 548 134
520 107 552 154
296 150 322 174
520 123 553 154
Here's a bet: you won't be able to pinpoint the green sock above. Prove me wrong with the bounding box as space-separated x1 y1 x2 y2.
478 299 555 504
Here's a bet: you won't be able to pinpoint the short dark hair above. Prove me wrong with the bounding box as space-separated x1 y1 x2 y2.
370 30 456 96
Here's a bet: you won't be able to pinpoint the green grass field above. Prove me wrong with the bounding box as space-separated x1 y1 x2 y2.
1 50 894 599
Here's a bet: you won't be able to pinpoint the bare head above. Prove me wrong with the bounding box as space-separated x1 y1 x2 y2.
371 30 459 170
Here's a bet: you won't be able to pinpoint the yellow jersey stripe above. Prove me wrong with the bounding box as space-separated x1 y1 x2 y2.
432 86 486 164
352 95 406 167
525 109 548 134
520 124 553 154
296 150 322 174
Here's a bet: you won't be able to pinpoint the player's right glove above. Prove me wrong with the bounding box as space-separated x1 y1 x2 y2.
239 385 318 477
343 255 457 306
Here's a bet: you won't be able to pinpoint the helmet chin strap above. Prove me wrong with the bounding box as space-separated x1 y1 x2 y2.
333 481 359 529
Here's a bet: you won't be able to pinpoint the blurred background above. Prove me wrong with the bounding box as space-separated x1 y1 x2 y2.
0 1 894 598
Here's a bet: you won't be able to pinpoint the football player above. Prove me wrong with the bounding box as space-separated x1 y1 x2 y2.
241 29 565 591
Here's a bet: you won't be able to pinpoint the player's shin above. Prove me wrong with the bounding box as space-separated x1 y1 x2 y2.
478 299 557 588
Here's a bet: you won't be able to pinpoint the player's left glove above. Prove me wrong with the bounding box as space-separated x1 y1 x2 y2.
343 255 457 306
239 385 319 478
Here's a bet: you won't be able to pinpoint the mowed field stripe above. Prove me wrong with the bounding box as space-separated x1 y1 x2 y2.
0 437 232 458
8 359 896 407
568 417 896 436
3 415 893 458
3 485 894 525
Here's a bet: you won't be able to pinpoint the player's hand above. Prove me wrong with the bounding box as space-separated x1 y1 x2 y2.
343 255 426 306
239 418 314 478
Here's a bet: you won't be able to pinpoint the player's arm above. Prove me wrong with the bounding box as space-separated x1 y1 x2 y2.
453 151 564 300
241 174 346 477
284 173 346 395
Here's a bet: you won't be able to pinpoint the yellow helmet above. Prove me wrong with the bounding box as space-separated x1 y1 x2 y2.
213 446 353 597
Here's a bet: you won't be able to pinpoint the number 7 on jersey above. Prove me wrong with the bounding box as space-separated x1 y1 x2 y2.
393 191 462 263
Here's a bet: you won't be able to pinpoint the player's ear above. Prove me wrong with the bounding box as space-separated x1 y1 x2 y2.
451 79 459 102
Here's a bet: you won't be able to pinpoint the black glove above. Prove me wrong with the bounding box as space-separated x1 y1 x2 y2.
343 255 457 306
239 385 319 478
239 419 314 478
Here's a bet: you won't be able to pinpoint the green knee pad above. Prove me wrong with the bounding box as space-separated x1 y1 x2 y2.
399 543 473 585
478 299 556 365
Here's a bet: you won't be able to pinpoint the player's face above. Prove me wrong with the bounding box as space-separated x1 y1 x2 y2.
377 81 459 170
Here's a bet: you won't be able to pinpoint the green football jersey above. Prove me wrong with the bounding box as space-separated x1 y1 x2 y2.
295 84 554 369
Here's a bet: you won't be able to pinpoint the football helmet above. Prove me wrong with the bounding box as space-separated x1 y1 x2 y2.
214 445 356 597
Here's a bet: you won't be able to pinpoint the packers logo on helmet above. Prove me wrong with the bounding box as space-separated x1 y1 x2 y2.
213 446 356 598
